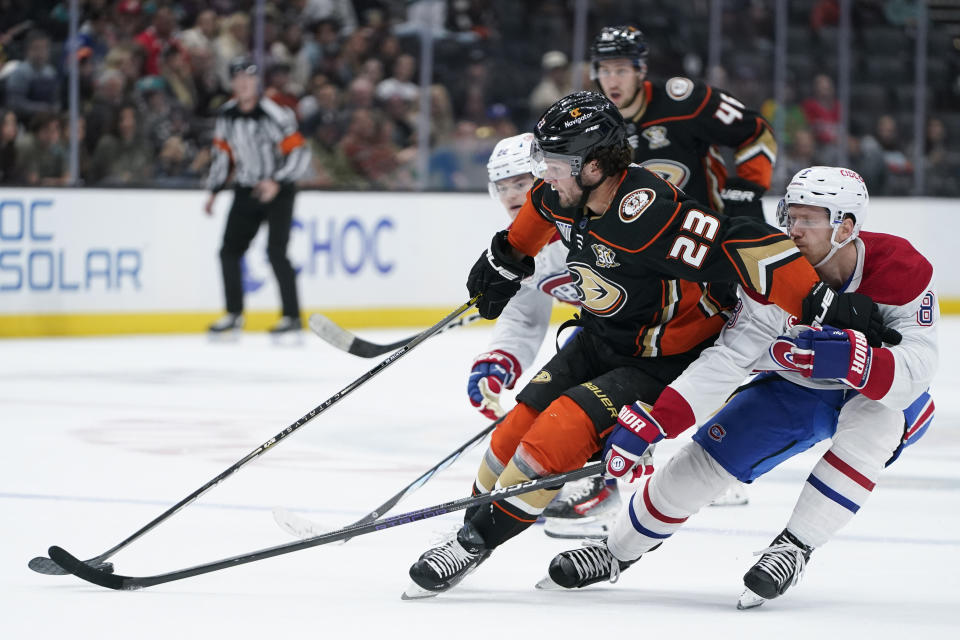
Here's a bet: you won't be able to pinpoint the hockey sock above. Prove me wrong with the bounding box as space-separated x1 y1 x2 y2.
608 442 735 561
786 447 880 548
470 396 599 548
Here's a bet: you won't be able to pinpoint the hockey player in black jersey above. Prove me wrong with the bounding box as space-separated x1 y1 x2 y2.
591 25 776 221
402 91 896 599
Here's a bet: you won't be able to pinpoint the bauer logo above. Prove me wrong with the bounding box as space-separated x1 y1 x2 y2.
707 424 726 442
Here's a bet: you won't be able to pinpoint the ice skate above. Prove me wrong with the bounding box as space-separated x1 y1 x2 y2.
542 476 620 539
737 528 812 609
402 523 491 599
268 316 303 345
709 482 749 507
535 540 637 590
207 313 243 340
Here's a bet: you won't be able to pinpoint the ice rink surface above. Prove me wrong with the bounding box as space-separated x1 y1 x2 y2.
3 318 959 639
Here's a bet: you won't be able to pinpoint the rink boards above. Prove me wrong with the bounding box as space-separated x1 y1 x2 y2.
0 189 956 336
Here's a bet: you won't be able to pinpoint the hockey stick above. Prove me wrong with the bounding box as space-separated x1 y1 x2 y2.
273 418 501 540
28 295 480 576
309 311 483 358
48 462 602 590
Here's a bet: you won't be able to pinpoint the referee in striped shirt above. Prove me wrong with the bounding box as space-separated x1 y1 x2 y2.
204 58 310 336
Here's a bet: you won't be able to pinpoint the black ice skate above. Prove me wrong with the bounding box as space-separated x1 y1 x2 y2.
738 528 813 610
535 540 640 590
402 523 491 600
268 316 303 345
542 476 621 539
208 313 243 339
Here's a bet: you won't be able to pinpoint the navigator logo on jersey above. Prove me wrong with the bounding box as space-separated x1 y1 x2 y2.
591 243 620 268
618 188 656 223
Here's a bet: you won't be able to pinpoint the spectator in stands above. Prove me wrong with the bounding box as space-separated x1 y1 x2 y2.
802 73 841 145
135 4 180 76
376 53 418 103
21 112 69 186
5 29 60 121
180 9 218 53
160 46 197 114
761 83 809 147
302 80 342 143
859 113 912 195
270 21 312 96
0 108 21 184
925 116 948 169
305 18 342 73
529 50 571 118
91 103 153 184
338 107 403 188
264 63 300 113
487 102 517 139
773 128 818 191
113 0 146 42
75 8 114 65
84 67 126 154
300 0 358 34
214 13 250 90
185 42 226 118
345 75 375 112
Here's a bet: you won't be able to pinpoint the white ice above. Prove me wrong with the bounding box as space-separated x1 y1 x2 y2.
3 319 959 639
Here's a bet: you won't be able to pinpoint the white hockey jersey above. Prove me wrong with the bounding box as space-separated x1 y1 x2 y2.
657 231 939 434
485 233 578 377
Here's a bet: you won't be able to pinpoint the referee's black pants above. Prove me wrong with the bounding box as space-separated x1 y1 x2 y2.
219 184 300 319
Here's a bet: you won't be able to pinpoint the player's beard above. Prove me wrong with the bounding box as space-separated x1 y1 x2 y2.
556 182 585 208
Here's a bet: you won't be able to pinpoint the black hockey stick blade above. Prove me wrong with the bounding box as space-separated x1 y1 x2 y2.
27 556 113 576
274 418 501 541
309 312 482 358
48 462 601 590
30 296 480 576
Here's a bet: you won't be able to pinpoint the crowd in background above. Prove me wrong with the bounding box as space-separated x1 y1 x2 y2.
0 0 958 195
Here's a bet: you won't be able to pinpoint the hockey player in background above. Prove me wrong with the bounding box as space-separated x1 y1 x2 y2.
402 93 897 599
591 25 777 221
468 133 620 539
590 24 779 506
542 166 936 609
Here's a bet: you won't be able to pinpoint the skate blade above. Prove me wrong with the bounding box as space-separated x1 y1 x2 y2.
207 329 242 343
401 582 440 600
270 331 304 347
543 517 611 540
737 587 766 610
534 575 564 590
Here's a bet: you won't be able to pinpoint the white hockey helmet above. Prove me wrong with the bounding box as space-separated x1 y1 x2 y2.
777 166 869 267
487 132 535 199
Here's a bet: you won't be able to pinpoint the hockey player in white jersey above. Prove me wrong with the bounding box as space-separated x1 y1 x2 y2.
541 166 938 607
468 133 621 539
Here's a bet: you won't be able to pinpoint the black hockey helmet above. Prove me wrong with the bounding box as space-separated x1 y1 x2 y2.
532 91 626 178
590 25 648 78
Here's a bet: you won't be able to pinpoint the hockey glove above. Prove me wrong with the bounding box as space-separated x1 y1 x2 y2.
603 402 665 480
721 177 766 221
467 350 520 420
801 282 902 347
789 326 895 401
467 229 536 320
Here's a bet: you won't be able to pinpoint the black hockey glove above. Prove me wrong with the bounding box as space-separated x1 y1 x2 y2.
801 282 902 347
721 177 766 221
467 229 536 320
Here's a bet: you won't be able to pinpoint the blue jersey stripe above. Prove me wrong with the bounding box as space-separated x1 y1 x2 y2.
807 473 860 513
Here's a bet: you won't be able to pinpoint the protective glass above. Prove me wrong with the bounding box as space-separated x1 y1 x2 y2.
530 140 582 179
776 200 833 233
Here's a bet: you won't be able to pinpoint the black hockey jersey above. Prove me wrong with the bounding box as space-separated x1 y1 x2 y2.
507 167 817 358
625 77 777 211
